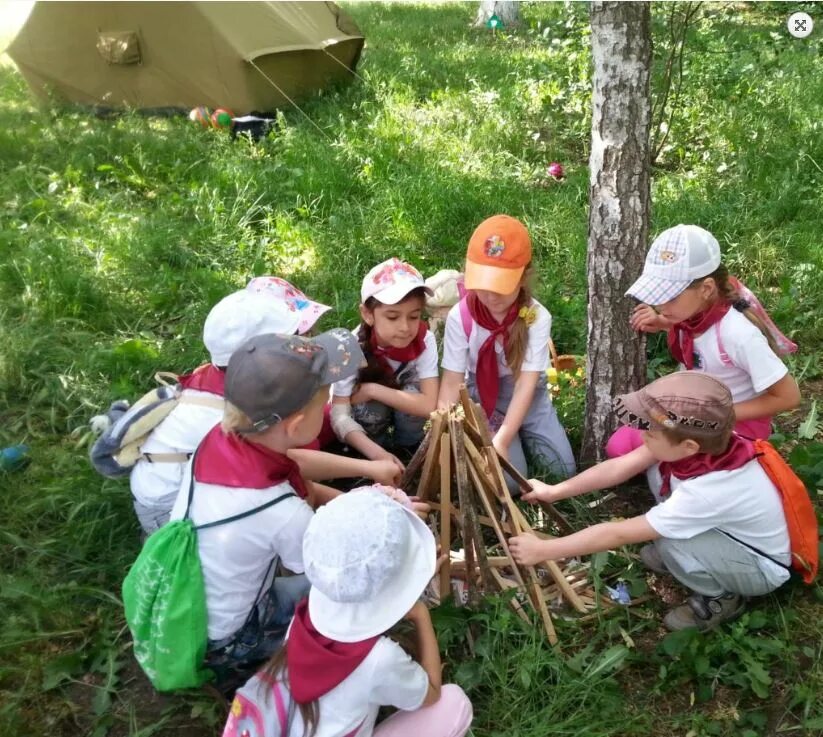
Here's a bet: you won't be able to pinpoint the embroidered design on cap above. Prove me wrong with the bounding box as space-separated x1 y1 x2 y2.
659 250 678 263
484 235 505 258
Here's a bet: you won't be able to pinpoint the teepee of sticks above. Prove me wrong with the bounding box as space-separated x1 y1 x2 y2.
400 386 618 645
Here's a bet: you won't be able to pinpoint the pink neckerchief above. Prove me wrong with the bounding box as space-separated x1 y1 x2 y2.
178 363 226 395
465 292 520 418
193 425 308 498
658 433 755 498
286 599 379 704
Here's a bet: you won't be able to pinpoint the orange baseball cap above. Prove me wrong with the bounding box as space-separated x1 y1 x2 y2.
464 215 532 294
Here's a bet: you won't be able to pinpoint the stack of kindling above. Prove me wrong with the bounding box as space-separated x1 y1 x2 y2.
400 387 618 645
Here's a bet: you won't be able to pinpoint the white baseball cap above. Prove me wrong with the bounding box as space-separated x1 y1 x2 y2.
245 276 331 335
304 488 436 642
626 225 721 306
361 258 433 305
203 290 301 366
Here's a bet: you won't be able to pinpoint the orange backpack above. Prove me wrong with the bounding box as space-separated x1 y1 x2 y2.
754 440 819 584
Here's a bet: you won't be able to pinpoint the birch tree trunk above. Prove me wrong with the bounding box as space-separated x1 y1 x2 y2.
473 1 520 28
582 1 651 464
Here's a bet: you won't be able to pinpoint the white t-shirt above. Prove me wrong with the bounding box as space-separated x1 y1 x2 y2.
169 468 313 641
287 637 429 737
130 389 224 508
441 299 551 377
332 329 439 397
686 309 788 403
645 458 791 582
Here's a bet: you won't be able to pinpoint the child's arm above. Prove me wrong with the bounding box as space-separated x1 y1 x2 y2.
733 373 801 421
493 370 539 458
351 377 439 418
404 601 442 707
329 397 405 472
437 369 464 409
288 449 402 486
509 514 660 566
630 304 675 333
523 445 657 503
305 481 341 508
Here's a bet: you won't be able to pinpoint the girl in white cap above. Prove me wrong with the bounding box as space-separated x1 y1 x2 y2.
609 224 800 457
330 259 440 473
223 488 473 737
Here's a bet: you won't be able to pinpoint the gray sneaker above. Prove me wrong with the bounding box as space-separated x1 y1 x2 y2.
663 593 746 632
639 544 668 574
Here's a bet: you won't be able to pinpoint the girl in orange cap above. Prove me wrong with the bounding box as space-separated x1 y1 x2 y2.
438 215 575 490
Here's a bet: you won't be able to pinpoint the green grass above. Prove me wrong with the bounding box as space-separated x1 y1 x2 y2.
1 2 822 735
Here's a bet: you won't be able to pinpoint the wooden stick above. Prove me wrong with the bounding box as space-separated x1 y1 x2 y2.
399 425 432 491
417 410 447 501
489 567 531 626
507 503 588 614
449 415 492 600
439 431 451 600
458 385 480 434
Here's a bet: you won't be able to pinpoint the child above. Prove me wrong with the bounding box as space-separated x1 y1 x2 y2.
330 258 440 468
169 330 365 684
223 488 473 737
438 215 575 490
509 371 792 631
130 290 302 534
608 224 799 457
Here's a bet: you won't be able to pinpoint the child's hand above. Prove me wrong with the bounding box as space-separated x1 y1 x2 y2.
368 458 403 486
492 431 511 461
350 382 377 405
521 479 561 505
407 495 432 520
630 304 663 333
375 450 405 475
508 533 549 567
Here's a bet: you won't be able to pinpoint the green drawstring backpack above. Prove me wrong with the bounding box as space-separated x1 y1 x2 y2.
122 451 294 691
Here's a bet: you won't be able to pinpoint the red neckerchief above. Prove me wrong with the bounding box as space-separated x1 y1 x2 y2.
658 433 755 498
369 322 428 379
667 300 731 369
466 293 520 418
286 599 379 704
178 363 226 396
193 425 308 498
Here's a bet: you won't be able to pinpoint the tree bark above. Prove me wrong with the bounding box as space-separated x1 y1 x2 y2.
473 1 520 28
582 1 651 464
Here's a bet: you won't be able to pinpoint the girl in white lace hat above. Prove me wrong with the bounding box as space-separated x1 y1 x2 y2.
223 488 473 737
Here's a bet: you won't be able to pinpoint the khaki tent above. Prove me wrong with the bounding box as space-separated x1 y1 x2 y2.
7 1 364 113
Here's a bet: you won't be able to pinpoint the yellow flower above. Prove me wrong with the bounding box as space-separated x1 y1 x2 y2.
518 305 537 326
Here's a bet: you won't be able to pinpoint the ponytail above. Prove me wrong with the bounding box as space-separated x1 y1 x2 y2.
695 264 779 353
504 264 536 375
262 648 319 737
356 302 401 389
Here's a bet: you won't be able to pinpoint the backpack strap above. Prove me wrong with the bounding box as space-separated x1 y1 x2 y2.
715 323 734 368
717 528 791 572
459 296 472 340
179 394 225 410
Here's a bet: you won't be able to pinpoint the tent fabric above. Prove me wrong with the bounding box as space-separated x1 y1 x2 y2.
7 1 364 113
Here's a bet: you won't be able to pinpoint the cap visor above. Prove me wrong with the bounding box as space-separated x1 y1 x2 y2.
296 303 332 335
308 505 436 642
625 273 688 306
464 261 524 295
367 283 434 306
312 328 366 384
613 391 653 431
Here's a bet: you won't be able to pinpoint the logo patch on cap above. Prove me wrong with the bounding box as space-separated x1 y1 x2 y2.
484 235 505 258
658 250 678 263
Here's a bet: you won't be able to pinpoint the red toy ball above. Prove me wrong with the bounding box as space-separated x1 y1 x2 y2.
210 107 235 129
188 106 212 128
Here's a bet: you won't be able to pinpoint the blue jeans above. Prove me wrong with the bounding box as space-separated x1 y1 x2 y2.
205 574 309 684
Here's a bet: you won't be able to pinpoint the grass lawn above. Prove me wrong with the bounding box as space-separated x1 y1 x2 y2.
1 2 822 735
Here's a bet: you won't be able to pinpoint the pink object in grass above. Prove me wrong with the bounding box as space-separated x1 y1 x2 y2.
547 162 565 180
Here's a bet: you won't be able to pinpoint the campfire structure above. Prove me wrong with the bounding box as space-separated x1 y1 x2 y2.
401 387 623 645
